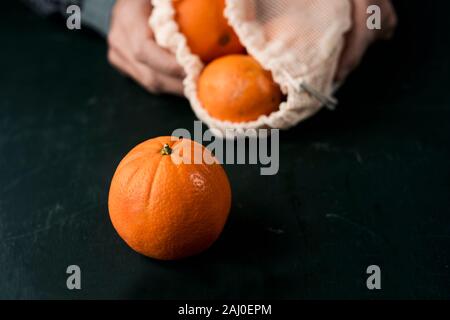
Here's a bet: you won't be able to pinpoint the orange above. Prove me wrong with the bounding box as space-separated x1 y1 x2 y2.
173 0 245 63
198 54 282 122
108 137 232 260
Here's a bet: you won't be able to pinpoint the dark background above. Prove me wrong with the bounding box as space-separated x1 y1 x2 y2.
1 1 449 299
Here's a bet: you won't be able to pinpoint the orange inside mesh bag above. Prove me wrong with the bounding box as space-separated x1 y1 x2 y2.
150 0 352 136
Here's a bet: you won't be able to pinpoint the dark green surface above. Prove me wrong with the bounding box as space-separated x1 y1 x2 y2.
1 2 449 299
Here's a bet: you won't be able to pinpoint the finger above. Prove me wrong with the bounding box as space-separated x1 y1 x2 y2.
108 48 142 81
135 40 185 78
336 0 376 81
108 6 184 95
155 73 185 96
122 3 185 79
133 61 185 96
158 73 185 96
108 23 134 62
109 33 184 96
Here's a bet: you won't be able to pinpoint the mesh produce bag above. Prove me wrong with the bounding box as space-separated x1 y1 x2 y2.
150 0 352 136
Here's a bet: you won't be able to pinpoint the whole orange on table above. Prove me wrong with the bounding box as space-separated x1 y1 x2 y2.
198 54 282 122
108 137 232 260
174 0 245 63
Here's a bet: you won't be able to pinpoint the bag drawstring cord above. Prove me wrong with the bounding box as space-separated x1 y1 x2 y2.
282 70 338 111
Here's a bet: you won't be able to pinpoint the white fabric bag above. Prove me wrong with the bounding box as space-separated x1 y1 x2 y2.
150 0 352 136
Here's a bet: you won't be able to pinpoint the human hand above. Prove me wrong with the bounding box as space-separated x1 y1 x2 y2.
107 0 185 95
336 0 397 82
